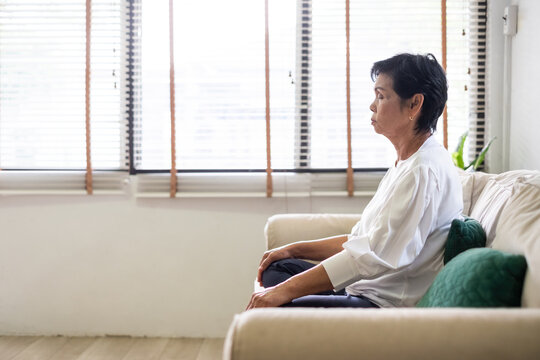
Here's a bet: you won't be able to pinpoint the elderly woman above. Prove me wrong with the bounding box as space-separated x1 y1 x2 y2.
246 53 463 309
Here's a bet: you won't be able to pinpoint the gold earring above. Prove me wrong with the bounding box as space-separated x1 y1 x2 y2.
409 115 414 121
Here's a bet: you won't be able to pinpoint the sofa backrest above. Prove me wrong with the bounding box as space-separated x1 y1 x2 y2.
491 174 540 308
461 170 540 308
459 169 492 216
460 170 538 245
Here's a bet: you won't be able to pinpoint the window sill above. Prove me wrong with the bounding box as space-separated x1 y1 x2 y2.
0 170 385 197
135 171 385 198
0 171 129 196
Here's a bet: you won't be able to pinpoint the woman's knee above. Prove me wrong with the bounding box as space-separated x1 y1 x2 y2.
261 259 315 288
261 260 289 287
271 258 314 274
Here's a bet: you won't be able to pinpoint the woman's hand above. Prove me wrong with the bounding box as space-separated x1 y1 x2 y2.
256 246 294 287
248 264 335 310
246 285 293 310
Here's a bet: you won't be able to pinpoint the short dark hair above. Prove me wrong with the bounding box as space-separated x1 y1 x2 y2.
370 53 448 135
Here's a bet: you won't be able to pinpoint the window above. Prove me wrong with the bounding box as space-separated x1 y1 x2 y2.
0 0 127 193
134 0 268 171
134 0 485 196
0 0 487 196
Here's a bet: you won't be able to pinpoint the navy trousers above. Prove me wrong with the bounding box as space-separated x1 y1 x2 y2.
261 258 379 308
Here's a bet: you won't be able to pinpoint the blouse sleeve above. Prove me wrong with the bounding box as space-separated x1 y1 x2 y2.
321 165 439 291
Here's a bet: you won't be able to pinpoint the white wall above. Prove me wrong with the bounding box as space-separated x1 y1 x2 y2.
508 0 540 170
486 0 509 173
485 0 540 172
0 191 369 337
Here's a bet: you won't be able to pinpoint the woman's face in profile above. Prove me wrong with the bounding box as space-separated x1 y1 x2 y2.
369 73 411 140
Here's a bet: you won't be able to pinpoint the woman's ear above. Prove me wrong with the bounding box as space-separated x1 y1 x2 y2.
409 93 424 118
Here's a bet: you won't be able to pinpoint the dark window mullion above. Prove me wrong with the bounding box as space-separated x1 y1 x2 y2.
294 0 312 169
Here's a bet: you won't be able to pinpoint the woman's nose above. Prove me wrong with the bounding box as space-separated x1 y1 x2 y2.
369 101 376 113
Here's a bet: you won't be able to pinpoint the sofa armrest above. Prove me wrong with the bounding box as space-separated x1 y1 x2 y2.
264 213 361 250
224 308 540 360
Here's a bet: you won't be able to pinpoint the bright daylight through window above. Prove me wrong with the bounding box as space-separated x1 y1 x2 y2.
0 0 485 195
135 0 474 172
0 0 125 170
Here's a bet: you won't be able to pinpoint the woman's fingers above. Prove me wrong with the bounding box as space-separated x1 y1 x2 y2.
256 258 270 285
246 286 292 310
256 247 292 286
258 251 270 267
246 290 269 310
246 293 260 310
246 295 254 310
246 291 259 310
256 251 276 285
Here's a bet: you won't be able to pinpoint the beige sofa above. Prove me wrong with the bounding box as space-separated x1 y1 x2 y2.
224 170 540 360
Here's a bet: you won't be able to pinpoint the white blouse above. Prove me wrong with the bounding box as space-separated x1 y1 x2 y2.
321 136 463 307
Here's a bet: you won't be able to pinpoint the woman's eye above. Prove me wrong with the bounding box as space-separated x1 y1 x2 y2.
377 95 384 100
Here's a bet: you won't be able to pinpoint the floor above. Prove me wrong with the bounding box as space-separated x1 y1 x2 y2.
0 336 225 360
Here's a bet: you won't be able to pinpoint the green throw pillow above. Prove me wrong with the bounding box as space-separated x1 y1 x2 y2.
417 248 527 308
444 217 486 264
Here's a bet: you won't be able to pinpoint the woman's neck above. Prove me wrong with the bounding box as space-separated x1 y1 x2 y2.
392 131 431 165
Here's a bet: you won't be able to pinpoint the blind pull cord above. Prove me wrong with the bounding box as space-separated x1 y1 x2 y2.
265 0 273 198
442 0 448 149
345 0 354 197
85 0 93 195
169 0 177 198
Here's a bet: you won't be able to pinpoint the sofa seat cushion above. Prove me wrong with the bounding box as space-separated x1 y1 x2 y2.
417 248 527 308
492 173 540 307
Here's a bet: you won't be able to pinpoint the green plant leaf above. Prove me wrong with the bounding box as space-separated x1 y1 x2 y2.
454 131 468 153
452 151 464 169
452 131 468 169
472 137 496 170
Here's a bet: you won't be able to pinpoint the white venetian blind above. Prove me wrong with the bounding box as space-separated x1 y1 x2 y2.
0 0 125 170
445 0 470 155
135 0 486 196
269 0 296 170
291 0 479 170
0 0 127 192
434 0 487 165
134 0 268 171
304 0 442 169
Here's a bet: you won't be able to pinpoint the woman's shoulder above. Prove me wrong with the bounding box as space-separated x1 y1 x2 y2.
414 137 454 169
395 137 457 187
